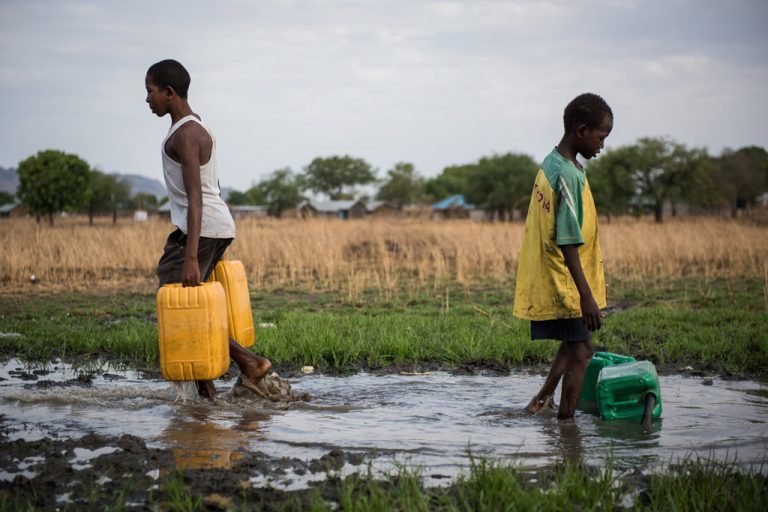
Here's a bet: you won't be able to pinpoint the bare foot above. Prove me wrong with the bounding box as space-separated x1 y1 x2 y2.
240 356 272 384
229 339 272 385
196 380 217 400
525 395 553 415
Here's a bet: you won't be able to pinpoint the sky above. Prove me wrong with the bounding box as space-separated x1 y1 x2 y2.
1 0 767 192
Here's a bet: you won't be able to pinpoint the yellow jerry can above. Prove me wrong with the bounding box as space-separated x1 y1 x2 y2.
209 260 255 348
156 282 230 381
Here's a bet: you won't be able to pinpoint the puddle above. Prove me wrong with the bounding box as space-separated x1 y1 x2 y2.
1 358 766 489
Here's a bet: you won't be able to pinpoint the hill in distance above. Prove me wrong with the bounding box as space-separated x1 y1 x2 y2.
0 168 235 201
121 174 234 201
0 167 19 195
119 174 167 199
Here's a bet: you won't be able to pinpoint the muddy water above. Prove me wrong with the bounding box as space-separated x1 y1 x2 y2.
1 359 766 487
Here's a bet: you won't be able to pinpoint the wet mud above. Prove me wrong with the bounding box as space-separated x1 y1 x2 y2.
0 430 375 511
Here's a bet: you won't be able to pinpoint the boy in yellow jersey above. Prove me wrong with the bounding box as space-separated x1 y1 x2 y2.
513 93 613 420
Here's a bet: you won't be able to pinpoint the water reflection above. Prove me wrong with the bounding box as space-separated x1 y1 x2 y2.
158 401 273 470
596 417 663 443
545 419 585 464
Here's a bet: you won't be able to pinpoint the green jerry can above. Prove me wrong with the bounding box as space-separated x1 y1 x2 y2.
578 352 636 412
596 360 662 422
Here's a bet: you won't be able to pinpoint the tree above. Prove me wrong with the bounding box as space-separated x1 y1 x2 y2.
84 170 131 224
17 149 92 225
464 153 538 221
586 146 638 221
376 162 424 208
422 153 537 219
258 168 304 217
683 154 724 213
224 184 269 206
242 185 268 205
226 190 253 206
0 190 14 206
715 146 768 216
625 137 708 223
423 164 474 203
665 143 711 219
734 145 768 183
130 192 159 213
304 155 376 200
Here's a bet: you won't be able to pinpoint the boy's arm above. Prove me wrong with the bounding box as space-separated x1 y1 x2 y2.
560 244 602 331
175 125 204 287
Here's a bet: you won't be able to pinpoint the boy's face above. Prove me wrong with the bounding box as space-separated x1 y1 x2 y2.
145 75 169 117
577 114 613 159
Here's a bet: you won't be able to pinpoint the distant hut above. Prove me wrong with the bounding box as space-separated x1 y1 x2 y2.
749 192 768 224
365 200 400 218
298 199 367 220
431 194 472 220
402 203 431 219
157 202 171 218
0 202 26 218
229 204 268 219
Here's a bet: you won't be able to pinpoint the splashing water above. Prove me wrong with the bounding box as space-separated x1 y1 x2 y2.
171 381 199 403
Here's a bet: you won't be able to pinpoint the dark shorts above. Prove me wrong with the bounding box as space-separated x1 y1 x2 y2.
156 229 233 286
531 318 592 343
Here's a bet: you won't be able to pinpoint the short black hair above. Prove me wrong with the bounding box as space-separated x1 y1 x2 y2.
563 93 612 132
146 59 191 99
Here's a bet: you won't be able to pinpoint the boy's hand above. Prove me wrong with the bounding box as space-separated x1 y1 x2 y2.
560 244 604 332
580 294 603 331
181 257 201 287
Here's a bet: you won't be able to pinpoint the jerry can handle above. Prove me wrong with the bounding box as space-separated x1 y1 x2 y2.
610 399 641 407
642 393 657 426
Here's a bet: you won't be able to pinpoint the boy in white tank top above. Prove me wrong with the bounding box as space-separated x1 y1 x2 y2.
146 59 271 400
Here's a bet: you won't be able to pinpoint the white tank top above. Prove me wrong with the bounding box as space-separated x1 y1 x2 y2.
161 115 236 239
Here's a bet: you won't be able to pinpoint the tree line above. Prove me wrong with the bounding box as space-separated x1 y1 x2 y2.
9 137 768 225
588 139 768 223
226 138 768 223
13 150 157 225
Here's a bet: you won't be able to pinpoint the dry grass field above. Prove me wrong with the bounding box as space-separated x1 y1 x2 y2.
1 216 767 294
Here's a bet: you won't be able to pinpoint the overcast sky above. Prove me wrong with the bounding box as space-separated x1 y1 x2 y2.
1 0 766 191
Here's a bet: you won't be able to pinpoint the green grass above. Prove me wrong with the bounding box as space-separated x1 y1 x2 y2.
600 277 768 375
159 471 204 512
253 307 547 370
302 455 768 512
2 455 766 511
440 457 619 512
641 456 768 512
0 277 766 377
0 292 158 366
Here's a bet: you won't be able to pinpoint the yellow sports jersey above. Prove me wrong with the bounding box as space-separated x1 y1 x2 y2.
513 149 606 321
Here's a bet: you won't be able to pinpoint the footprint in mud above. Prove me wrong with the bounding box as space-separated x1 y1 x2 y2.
230 373 311 404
